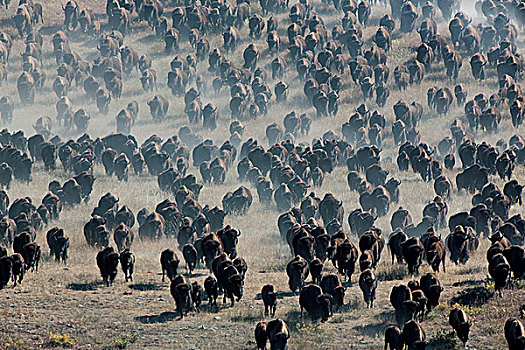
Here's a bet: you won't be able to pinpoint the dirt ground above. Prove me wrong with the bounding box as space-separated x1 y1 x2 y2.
0 0 523 348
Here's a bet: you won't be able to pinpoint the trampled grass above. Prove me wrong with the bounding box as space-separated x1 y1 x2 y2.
0 0 523 348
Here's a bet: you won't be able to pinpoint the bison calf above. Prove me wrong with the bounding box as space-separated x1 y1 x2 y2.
191 281 204 311
10 253 24 286
309 258 323 285
261 284 277 316
204 275 218 310
254 321 268 350
119 248 135 282
183 243 197 275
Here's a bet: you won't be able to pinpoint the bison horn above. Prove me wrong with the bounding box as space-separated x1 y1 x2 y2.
236 230 241 237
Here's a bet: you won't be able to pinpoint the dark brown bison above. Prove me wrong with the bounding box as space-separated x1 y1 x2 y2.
46 227 69 264
116 108 132 134
148 95 169 122
390 284 416 326
447 226 479 264
255 322 267 350
182 243 197 275
96 246 119 286
17 71 35 104
385 325 404 350
286 255 309 293
119 248 134 282
170 274 194 318
266 319 290 350
204 276 218 309
0 255 13 289
449 307 470 346
388 228 408 264
402 320 426 350
319 273 345 311
299 284 332 322
505 318 525 350
222 186 252 215
20 242 40 273
359 268 377 308
319 193 343 225
0 216 15 247
114 223 133 253
160 248 179 282
140 68 157 92
0 96 14 125
214 256 244 307
73 108 89 133
262 284 277 316
402 237 425 275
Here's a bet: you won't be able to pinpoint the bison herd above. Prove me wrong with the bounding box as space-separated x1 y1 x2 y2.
0 0 523 346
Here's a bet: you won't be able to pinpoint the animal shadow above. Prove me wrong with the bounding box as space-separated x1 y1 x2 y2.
134 312 178 324
353 319 390 338
66 281 99 291
129 282 163 291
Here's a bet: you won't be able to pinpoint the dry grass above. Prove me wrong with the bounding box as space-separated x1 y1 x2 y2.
0 0 523 349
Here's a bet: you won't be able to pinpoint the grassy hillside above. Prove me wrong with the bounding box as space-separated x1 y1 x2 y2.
0 0 523 348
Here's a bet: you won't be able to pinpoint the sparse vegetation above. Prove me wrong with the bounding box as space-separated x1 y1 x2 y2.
428 330 458 350
109 333 139 349
377 264 406 281
0 0 522 348
0 337 36 350
43 332 76 348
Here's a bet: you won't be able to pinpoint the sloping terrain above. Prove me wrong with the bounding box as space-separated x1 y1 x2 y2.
0 0 523 349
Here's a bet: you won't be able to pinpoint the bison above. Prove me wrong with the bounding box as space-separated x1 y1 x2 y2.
96 246 119 286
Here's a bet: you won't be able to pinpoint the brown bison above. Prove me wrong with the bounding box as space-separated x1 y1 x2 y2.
46 227 69 264
449 307 470 346
299 284 333 322
119 248 135 282
96 246 119 286
160 248 179 282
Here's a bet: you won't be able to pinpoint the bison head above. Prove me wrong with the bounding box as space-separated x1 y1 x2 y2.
228 274 243 301
316 293 333 322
